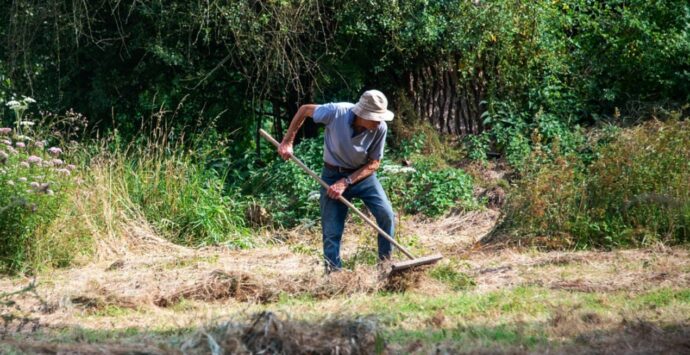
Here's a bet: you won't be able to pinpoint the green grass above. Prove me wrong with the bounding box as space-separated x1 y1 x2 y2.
6 285 690 352
429 263 476 290
631 288 690 308
387 324 548 350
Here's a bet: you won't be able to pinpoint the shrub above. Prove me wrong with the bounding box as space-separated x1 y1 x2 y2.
248 132 478 227
0 100 77 273
247 136 325 228
503 119 690 248
380 158 477 218
583 120 690 246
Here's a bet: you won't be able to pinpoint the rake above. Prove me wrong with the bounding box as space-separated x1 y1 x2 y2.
260 129 443 273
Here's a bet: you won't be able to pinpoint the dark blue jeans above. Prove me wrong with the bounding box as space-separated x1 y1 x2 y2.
320 166 395 271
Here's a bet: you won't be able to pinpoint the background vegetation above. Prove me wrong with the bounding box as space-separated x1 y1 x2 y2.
0 0 689 273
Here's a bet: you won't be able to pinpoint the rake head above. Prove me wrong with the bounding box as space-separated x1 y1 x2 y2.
390 253 443 273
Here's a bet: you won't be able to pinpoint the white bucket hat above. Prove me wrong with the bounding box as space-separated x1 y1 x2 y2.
352 90 394 122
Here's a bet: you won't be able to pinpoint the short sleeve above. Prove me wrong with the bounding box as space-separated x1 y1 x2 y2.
367 124 388 161
312 103 337 126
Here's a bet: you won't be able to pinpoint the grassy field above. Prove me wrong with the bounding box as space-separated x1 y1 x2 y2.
1 211 689 354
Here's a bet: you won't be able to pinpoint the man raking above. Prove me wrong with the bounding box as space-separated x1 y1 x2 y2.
262 90 441 274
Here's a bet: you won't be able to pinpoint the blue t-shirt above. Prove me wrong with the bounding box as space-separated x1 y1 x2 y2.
312 102 387 169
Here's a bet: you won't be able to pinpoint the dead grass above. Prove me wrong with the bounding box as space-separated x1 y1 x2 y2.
560 319 690 354
2 199 690 353
463 247 690 293
155 270 271 306
154 266 387 307
2 340 175 355
181 312 379 354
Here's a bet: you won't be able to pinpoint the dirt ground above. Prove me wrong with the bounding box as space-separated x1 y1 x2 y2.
1 209 689 354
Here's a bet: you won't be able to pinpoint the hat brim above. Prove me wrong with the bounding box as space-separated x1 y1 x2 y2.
352 105 394 122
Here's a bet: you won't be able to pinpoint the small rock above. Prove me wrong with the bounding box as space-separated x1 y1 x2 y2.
106 259 125 271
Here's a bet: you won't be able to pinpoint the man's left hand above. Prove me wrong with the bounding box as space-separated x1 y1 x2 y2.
327 178 348 199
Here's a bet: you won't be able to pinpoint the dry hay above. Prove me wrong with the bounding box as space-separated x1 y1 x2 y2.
154 265 428 308
155 270 272 307
68 280 140 313
548 306 608 339
180 311 379 355
408 209 501 253
564 319 690 354
462 248 690 293
301 267 380 299
3 339 176 354
383 266 431 292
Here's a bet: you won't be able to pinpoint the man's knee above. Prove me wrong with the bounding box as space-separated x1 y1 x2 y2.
373 203 395 226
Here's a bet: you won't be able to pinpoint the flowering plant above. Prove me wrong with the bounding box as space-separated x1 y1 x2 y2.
0 97 76 273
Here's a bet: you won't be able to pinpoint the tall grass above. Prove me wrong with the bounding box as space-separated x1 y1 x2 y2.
503 119 690 248
1 116 253 273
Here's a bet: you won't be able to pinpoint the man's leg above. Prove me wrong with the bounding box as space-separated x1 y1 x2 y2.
320 168 348 272
349 174 395 260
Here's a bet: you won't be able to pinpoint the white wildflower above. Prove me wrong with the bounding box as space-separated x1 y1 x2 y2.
51 159 63 166
55 168 70 176
15 142 25 148
7 180 14 186
29 181 38 188
19 177 28 183
307 190 321 201
382 164 416 174
19 121 35 126
20 161 29 168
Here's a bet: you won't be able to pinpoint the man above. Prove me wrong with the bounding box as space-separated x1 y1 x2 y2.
278 90 396 272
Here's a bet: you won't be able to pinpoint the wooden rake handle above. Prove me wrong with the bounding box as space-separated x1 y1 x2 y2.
259 129 416 260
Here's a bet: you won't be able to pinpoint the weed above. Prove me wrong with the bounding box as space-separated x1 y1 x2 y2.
429 264 476 291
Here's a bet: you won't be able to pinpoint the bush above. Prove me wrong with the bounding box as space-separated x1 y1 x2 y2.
0 102 77 273
380 158 477 218
503 119 690 248
246 136 325 228
247 133 478 227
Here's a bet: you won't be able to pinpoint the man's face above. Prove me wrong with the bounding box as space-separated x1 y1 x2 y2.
356 117 381 131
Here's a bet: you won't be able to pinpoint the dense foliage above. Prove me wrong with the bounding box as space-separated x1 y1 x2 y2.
503 119 690 248
248 134 476 227
1 1 688 143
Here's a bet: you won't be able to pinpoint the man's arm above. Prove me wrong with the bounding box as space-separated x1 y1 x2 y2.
278 104 318 160
326 159 381 199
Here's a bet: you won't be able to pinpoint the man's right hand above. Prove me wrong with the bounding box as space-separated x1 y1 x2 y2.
278 141 293 160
